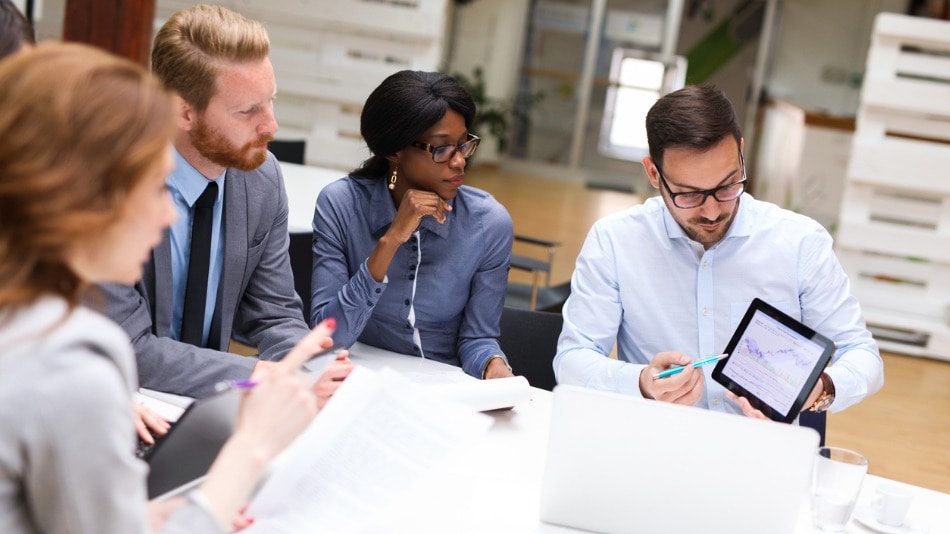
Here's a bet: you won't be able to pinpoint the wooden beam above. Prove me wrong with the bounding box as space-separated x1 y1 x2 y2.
62 0 155 66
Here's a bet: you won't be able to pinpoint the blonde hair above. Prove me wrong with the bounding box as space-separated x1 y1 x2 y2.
0 42 176 308
152 4 270 112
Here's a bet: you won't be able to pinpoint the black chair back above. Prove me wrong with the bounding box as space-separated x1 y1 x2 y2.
498 307 562 391
267 139 306 164
799 409 827 446
268 139 311 319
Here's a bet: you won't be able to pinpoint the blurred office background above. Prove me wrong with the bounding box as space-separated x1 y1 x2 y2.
15 0 950 491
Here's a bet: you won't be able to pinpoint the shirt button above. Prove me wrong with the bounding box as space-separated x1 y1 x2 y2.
702 308 708 317
365 299 372 306
374 288 381 293
412 345 420 353
409 264 416 271
712 397 721 406
408 274 415 280
702 262 708 269
404 299 410 306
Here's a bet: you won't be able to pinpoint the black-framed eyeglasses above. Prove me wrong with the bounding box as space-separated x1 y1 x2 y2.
655 155 747 209
411 133 480 163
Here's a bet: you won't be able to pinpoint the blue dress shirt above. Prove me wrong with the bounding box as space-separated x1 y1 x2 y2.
311 174 513 378
167 149 225 347
554 193 884 414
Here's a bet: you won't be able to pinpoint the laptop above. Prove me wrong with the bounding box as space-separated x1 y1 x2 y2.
143 389 241 499
539 385 819 534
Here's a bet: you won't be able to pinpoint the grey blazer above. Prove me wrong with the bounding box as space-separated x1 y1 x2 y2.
98 154 310 398
0 297 220 533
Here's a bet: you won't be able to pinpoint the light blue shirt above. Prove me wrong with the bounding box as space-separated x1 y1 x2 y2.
554 193 883 414
311 174 513 378
167 149 226 347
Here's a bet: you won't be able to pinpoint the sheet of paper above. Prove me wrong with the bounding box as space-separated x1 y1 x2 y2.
134 389 188 422
403 370 473 385
244 366 493 533
425 375 532 412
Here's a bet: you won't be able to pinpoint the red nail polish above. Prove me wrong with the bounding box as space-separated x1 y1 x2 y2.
325 317 337 329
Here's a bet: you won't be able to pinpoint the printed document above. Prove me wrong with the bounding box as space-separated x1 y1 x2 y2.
244 366 493 532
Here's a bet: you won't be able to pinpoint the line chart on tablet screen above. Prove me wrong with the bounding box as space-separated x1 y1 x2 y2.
736 338 811 388
725 311 824 412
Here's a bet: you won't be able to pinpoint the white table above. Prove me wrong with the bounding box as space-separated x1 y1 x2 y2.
345 343 950 534
279 161 346 233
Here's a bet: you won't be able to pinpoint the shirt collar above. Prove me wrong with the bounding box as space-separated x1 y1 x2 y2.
367 178 453 240
168 148 226 207
660 193 753 244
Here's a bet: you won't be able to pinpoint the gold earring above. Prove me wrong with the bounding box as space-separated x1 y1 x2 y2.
389 168 397 190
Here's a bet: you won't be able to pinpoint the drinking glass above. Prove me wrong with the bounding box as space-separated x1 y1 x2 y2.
811 446 868 532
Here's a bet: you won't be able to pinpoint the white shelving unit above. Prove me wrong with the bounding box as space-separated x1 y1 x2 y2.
836 13 950 360
157 0 451 170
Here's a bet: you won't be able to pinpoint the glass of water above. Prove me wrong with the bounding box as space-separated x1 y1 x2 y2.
811 446 868 532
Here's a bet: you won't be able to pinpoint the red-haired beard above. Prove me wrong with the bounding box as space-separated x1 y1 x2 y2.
191 115 273 171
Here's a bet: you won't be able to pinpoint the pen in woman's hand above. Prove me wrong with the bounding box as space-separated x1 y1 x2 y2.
214 379 259 393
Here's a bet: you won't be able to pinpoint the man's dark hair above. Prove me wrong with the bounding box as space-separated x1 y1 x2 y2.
645 85 742 167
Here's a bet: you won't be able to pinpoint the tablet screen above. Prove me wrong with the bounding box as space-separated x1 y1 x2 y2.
712 299 834 422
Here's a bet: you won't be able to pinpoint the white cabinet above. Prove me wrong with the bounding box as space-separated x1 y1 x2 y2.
835 13 950 360
754 100 854 232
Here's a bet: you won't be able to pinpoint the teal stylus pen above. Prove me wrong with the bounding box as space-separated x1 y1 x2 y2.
652 353 730 380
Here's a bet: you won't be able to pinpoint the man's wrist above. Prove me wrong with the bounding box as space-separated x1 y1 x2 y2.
638 366 656 399
809 372 835 412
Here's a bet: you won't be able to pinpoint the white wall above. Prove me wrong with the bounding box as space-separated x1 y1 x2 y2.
453 0 911 139
766 0 907 116
28 0 65 43
28 0 915 164
448 0 531 163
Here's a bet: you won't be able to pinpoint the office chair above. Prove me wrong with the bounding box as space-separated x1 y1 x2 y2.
267 139 306 165
498 306 563 391
505 235 571 313
799 410 827 447
264 139 313 321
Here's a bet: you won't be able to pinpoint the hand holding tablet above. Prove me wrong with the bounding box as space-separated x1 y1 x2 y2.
712 298 835 423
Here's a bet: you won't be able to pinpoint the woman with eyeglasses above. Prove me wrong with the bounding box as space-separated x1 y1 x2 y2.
310 70 515 380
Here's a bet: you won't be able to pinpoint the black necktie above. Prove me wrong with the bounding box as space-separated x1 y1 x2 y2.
180 181 218 347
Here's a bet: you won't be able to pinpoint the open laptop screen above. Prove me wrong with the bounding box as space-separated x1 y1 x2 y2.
145 389 240 499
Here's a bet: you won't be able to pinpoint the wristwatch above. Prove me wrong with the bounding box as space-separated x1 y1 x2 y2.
810 372 836 412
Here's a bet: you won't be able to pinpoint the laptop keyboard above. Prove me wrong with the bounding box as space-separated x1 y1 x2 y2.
135 438 154 459
135 421 177 460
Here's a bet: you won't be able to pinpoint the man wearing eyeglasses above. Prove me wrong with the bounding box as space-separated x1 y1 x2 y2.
554 85 883 417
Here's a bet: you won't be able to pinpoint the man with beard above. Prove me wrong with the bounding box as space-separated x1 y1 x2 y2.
554 85 882 419
99 5 351 399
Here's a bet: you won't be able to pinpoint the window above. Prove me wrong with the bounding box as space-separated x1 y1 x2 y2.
598 48 686 161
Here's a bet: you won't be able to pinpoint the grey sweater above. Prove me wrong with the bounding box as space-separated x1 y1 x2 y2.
0 297 219 533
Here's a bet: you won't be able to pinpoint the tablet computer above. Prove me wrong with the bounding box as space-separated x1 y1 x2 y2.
712 298 835 423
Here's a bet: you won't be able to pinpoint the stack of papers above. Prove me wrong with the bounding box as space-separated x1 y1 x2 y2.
244 366 494 532
134 389 190 422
